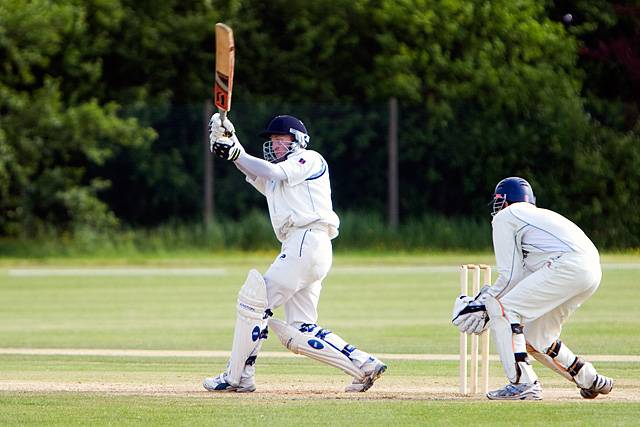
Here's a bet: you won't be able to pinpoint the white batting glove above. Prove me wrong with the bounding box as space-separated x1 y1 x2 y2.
211 135 245 161
209 113 244 160
208 112 236 140
221 115 235 134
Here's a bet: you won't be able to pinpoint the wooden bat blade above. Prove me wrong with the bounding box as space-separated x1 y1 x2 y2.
214 23 235 113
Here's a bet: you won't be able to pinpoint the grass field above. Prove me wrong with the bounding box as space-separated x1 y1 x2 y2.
1 252 639 425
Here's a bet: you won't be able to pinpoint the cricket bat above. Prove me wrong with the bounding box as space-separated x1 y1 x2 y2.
214 23 235 124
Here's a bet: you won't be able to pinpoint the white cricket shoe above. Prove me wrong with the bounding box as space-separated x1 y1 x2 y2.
486 381 543 400
345 358 387 392
580 374 614 399
203 373 256 393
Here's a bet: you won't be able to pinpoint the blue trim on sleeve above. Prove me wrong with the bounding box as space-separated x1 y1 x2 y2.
509 211 575 252
306 160 327 181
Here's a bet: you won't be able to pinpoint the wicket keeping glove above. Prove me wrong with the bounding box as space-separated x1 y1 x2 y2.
451 295 489 335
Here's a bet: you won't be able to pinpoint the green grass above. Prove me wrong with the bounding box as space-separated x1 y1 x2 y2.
0 393 633 427
1 253 638 353
0 252 639 425
1 393 638 427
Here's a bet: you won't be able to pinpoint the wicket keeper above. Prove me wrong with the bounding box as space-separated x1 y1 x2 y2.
453 177 614 400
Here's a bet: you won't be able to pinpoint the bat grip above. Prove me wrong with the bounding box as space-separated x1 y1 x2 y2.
218 109 232 137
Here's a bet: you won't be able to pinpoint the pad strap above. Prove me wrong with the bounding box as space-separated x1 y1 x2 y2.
545 340 562 359
568 357 585 377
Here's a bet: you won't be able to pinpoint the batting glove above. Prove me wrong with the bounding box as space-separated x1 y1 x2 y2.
212 135 245 161
208 112 236 141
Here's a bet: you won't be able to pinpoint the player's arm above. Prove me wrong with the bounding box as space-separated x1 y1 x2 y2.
233 161 256 181
235 154 286 181
209 113 286 181
485 212 522 299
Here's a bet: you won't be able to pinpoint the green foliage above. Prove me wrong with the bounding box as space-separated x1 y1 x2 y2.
222 0 640 247
568 125 640 247
0 0 155 236
1 0 639 249
334 211 491 251
0 211 491 257
552 0 640 131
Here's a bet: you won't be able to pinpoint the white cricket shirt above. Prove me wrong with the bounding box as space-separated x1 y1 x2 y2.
246 149 340 242
489 202 599 298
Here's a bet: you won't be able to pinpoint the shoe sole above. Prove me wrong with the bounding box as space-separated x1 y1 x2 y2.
360 364 387 392
486 391 542 401
203 381 256 393
486 385 543 401
487 394 542 401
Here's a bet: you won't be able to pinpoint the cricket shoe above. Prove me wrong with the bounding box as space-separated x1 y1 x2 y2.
203 373 256 393
580 374 614 399
345 358 387 392
486 381 543 400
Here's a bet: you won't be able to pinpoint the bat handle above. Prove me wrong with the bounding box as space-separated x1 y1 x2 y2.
218 109 232 137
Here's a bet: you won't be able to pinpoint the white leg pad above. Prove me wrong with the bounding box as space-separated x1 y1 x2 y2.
269 318 365 380
291 321 373 369
486 296 537 384
227 269 269 386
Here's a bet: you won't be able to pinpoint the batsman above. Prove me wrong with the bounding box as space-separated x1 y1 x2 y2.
202 113 386 393
452 177 614 400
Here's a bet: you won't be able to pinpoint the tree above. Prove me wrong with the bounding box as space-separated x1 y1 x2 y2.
0 0 154 236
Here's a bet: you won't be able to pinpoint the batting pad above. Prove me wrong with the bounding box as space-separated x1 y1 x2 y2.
228 269 269 386
269 318 365 379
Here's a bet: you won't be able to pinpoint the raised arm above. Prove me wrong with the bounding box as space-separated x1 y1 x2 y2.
233 160 256 181
235 153 286 181
209 113 286 181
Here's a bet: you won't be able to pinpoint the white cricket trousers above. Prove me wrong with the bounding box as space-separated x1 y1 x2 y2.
264 226 332 325
499 252 602 352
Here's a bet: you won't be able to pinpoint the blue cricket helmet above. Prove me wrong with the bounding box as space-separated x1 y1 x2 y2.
259 115 310 163
258 115 309 145
491 177 536 216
